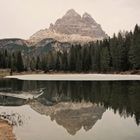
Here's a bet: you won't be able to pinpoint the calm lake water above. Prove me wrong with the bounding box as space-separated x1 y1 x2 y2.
0 79 140 140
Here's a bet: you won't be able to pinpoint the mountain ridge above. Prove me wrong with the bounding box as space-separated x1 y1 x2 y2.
29 9 107 44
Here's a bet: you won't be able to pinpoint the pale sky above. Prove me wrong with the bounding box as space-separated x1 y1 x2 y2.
0 0 140 39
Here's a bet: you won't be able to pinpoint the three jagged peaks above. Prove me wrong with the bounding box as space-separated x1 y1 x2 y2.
29 9 107 44
66 9 91 17
65 9 92 18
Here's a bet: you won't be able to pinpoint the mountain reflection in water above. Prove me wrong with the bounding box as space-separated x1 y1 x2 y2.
30 101 105 135
0 79 140 136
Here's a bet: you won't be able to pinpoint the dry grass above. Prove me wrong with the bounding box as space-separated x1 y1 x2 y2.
0 119 16 140
0 69 10 78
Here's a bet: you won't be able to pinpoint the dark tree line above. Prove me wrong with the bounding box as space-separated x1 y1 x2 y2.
0 24 140 73
0 50 24 72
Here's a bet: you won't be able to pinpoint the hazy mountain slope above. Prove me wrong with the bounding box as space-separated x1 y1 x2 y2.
0 38 29 51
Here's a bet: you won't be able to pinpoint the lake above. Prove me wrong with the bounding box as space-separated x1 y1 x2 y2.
0 78 140 140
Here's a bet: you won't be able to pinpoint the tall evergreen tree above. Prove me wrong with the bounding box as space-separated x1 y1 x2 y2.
16 51 24 72
129 24 140 69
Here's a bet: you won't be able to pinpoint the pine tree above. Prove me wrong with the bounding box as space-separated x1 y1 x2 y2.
100 42 110 72
91 41 101 72
16 51 24 72
129 24 140 69
68 46 76 71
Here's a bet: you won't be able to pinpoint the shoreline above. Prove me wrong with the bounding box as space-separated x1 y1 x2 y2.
5 74 140 81
0 119 15 140
1 69 140 81
1 69 140 77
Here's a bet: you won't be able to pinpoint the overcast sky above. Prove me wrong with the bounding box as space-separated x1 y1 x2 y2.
0 0 140 39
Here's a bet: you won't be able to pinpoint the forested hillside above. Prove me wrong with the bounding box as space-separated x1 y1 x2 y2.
0 25 140 73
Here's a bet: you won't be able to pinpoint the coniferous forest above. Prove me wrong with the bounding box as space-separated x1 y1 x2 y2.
0 25 140 73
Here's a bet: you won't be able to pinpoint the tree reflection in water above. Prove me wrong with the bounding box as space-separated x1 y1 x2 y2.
0 79 140 131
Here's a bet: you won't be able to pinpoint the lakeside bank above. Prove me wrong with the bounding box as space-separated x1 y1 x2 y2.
0 119 15 140
5 74 140 81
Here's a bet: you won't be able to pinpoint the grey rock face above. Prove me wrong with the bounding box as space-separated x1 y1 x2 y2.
50 9 106 38
29 9 107 44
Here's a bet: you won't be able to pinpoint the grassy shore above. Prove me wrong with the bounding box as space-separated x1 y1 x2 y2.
1 69 140 78
0 69 11 78
0 69 45 78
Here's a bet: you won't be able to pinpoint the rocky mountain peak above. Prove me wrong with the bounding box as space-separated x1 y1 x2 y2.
82 12 97 25
64 9 80 18
82 12 92 18
29 9 107 44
